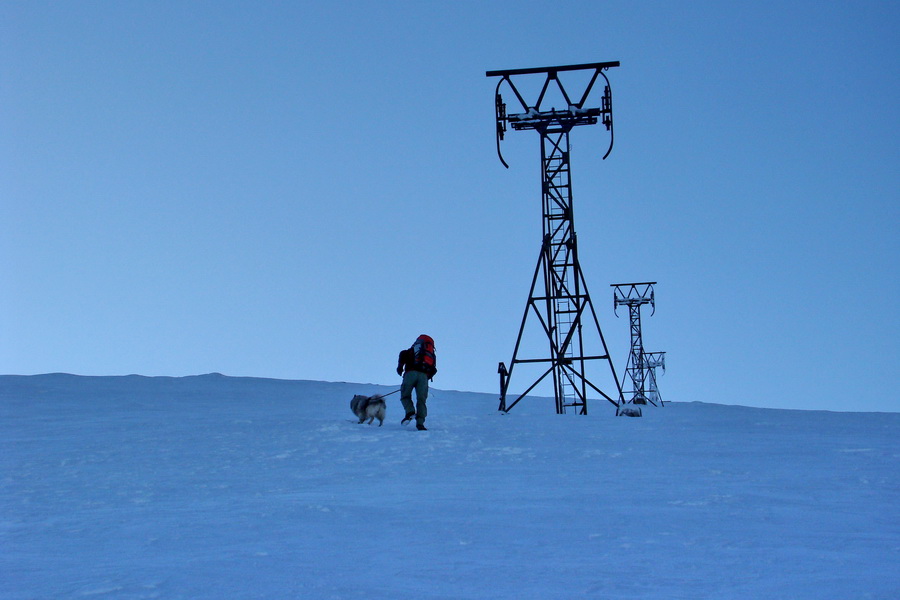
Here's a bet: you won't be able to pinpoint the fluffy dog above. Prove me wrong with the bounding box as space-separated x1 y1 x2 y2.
350 394 386 426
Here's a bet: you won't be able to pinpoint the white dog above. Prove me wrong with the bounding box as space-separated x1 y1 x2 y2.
350 394 386 426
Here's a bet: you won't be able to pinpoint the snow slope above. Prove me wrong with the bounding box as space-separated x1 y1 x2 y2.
2 374 898 599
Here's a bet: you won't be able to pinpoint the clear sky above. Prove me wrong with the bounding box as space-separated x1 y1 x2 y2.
2 1 897 412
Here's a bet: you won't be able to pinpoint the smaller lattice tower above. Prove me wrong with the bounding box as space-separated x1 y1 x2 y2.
643 351 666 406
612 282 664 415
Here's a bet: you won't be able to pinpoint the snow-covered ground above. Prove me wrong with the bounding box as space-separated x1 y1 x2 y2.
2 374 898 599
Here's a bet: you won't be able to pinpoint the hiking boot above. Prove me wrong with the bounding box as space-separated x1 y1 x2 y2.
401 412 416 425
416 423 427 431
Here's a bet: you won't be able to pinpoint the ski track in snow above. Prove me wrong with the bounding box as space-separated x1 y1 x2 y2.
2 374 899 599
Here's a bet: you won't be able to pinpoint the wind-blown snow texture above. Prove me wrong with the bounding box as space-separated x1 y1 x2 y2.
2 374 898 599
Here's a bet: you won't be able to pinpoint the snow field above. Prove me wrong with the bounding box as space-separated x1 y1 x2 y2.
2 374 898 599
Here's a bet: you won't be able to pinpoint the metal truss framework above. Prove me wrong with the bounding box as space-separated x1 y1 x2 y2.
644 351 666 406
487 62 624 415
612 282 665 410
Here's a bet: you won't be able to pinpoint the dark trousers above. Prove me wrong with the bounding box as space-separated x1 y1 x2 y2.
400 370 428 425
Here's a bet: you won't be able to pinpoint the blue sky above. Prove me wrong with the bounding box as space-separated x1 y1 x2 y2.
2 1 897 412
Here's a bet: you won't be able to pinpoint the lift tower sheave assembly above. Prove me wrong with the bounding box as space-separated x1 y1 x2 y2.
487 61 625 415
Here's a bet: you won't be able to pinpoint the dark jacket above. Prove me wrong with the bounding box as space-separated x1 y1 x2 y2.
397 347 437 378
397 348 416 375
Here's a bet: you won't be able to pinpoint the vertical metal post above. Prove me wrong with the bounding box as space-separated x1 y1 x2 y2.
627 302 648 404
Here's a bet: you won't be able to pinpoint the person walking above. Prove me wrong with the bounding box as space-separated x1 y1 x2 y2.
396 334 437 430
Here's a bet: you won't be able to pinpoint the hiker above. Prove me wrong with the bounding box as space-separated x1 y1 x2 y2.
396 334 437 430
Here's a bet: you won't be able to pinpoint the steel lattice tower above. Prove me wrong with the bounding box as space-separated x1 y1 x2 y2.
487 62 624 415
612 282 664 414
644 351 666 406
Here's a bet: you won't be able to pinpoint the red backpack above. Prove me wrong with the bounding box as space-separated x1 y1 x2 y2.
412 335 437 378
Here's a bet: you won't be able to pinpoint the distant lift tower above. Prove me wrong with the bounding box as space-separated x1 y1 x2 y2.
644 351 666 406
487 62 625 415
612 282 665 411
